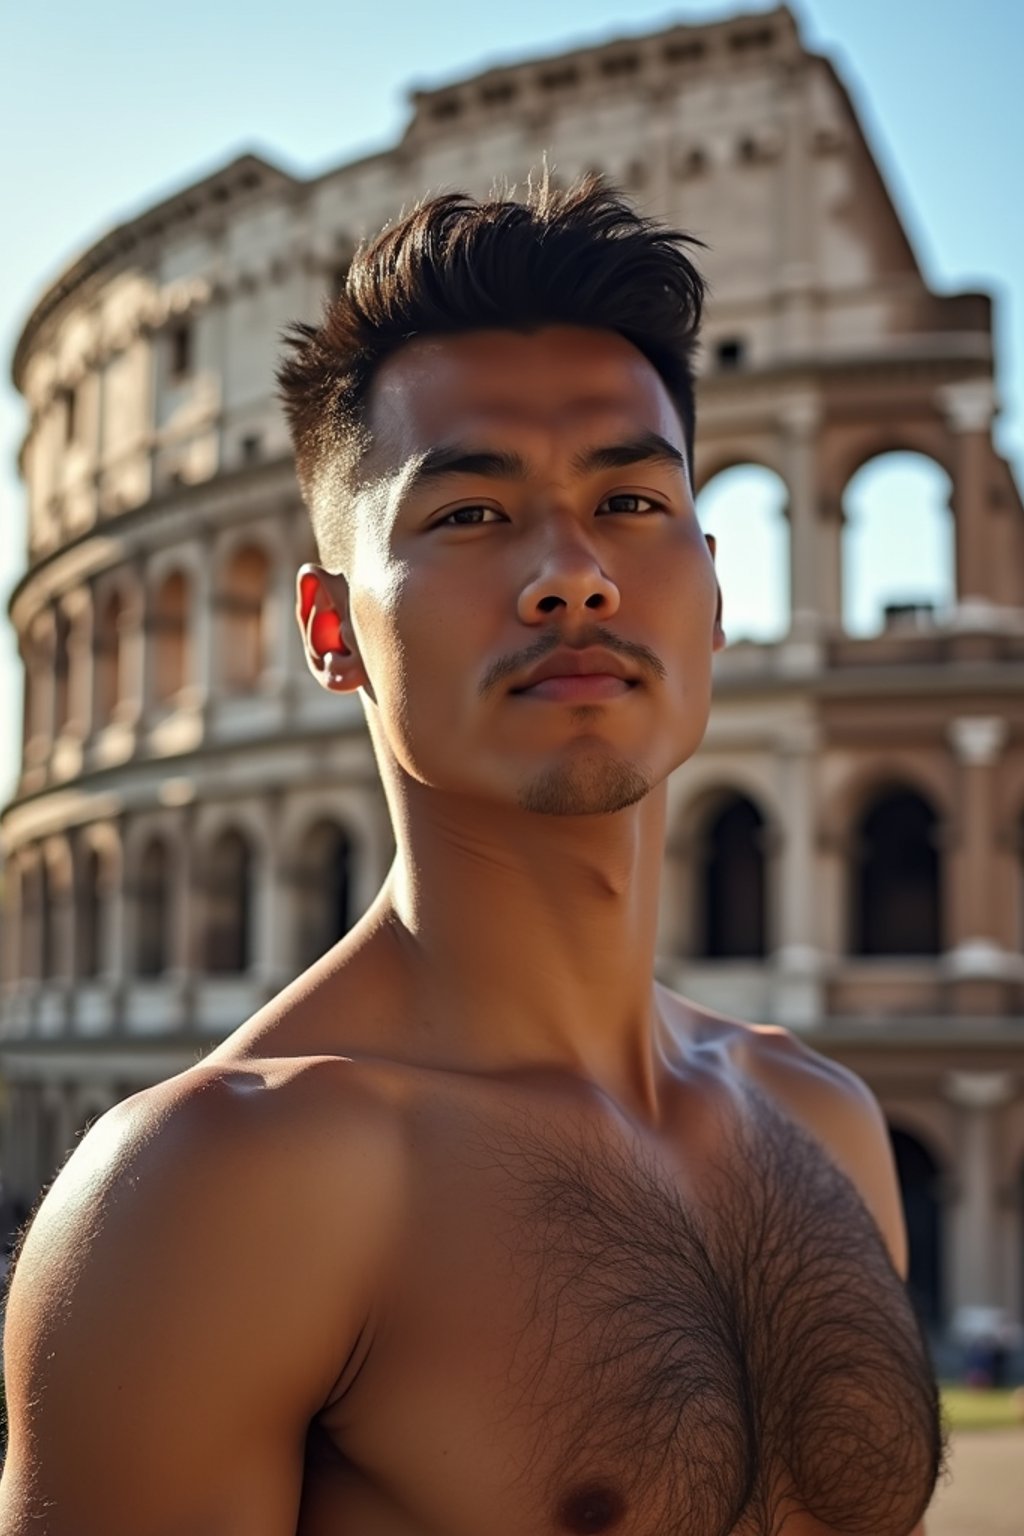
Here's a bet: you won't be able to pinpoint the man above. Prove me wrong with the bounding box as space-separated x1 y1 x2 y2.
0 169 945 1534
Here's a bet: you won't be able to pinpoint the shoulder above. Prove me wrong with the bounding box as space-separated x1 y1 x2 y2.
22 1053 408 1328
112 1053 410 1212
0 1058 410 1527
736 1022 908 1278
661 990 907 1276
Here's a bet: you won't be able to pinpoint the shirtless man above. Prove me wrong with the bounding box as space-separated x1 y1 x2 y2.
0 169 945 1535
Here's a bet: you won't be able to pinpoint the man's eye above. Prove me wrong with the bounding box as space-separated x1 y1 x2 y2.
435 505 503 527
600 493 663 514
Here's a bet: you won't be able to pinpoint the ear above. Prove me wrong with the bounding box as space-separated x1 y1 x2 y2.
295 564 367 693
706 534 726 653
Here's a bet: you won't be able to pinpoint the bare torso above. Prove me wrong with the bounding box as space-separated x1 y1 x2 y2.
196 986 941 1536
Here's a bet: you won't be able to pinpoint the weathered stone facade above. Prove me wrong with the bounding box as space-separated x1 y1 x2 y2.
3 5 1023 1341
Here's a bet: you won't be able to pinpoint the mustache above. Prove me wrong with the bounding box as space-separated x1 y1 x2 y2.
482 630 666 694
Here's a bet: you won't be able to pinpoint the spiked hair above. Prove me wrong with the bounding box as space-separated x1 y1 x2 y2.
276 166 707 570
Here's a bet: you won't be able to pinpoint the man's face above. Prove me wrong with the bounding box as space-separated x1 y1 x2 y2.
307 324 724 817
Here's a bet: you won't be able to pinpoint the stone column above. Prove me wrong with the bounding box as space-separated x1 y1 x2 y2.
944 715 1013 1013
944 1070 1015 1317
772 719 825 1028
23 611 56 775
779 397 825 667
939 380 999 619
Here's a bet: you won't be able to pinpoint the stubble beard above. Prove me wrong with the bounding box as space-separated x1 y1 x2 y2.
515 746 653 816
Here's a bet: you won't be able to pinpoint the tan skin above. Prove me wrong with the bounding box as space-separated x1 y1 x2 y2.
0 327 932 1535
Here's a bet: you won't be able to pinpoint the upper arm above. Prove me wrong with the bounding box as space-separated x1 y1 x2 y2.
0 1066 389 1536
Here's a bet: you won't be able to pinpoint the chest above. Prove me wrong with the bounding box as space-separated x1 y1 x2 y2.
314 1088 942 1536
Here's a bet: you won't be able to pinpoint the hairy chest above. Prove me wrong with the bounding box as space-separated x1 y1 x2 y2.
316 1085 944 1536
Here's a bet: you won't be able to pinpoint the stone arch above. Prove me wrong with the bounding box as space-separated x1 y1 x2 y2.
92 567 143 727
151 567 192 702
695 462 791 643
694 442 788 492
202 824 256 974
828 427 956 497
697 790 771 959
840 451 955 637
75 823 122 981
94 586 128 721
76 846 104 978
850 781 944 956
135 835 173 977
39 835 73 981
291 817 355 971
888 1122 945 1328
216 537 274 692
669 780 779 958
820 754 953 851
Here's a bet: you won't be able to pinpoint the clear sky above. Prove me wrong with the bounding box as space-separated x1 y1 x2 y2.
1 0 1021 806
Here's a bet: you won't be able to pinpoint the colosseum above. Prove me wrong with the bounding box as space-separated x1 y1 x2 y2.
2 3 1023 1352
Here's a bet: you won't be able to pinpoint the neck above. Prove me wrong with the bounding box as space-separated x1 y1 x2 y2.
375 771 673 1117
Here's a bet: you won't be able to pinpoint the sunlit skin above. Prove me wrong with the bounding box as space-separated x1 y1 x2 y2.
0 325 935 1536
297 325 726 1117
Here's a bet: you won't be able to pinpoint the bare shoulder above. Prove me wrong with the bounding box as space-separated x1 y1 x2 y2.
665 992 908 1276
10 1051 408 1398
0 1054 409 1533
740 1022 908 1276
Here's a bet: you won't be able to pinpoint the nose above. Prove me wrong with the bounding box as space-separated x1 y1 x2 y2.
516 539 621 624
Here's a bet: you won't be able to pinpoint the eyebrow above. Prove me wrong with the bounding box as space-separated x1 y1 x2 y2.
401 429 687 497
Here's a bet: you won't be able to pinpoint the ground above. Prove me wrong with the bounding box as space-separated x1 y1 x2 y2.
925 1429 1024 1535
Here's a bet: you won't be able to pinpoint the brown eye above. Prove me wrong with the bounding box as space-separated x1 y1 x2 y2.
600 494 662 514
435 505 503 527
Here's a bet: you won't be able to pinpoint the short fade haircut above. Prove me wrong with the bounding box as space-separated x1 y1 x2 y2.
276 165 707 572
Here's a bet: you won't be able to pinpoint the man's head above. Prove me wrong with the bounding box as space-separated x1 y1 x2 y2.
277 168 725 818
278 168 707 572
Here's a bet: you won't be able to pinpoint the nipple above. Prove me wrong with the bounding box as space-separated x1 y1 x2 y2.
557 1483 626 1533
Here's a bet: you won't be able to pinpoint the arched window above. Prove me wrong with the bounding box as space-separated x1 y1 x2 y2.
95 590 126 722
294 820 353 971
890 1127 944 1329
842 453 954 637
851 788 942 956
76 845 110 979
204 828 253 974
153 570 191 702
696 465 790 644
697 794 768 959
220 546 270 691
136 838 170 977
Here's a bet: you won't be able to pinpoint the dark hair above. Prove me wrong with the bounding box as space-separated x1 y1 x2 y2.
276 165 707 570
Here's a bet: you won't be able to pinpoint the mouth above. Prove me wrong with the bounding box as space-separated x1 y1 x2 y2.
511 675 638 702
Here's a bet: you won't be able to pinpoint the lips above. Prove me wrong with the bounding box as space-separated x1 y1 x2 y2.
511 648 639 693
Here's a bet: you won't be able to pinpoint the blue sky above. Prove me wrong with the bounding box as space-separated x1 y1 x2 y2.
1 0 1021 804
